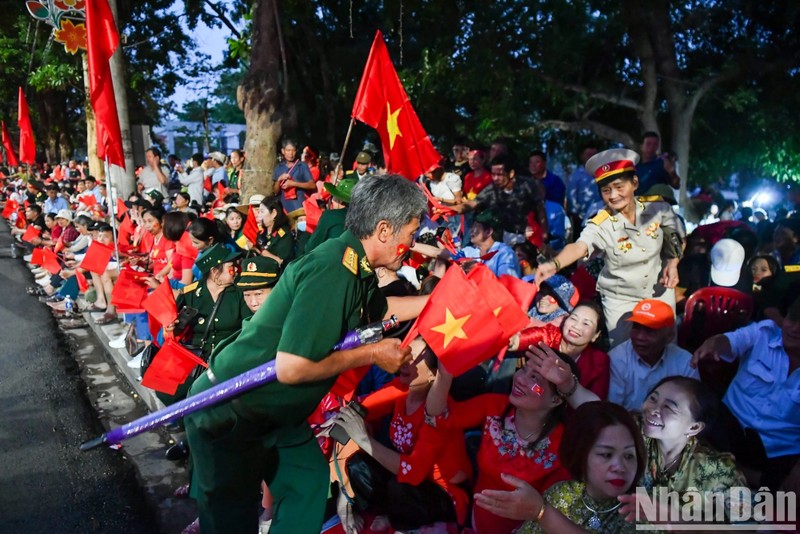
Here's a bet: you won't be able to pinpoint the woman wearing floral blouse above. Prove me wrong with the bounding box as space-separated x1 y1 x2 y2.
424 353 577 533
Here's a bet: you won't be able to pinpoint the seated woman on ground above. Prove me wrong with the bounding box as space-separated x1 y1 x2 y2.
332 337 472 532
424 349 576 533
511 300 610 399
476 401 645 533
529 343 747 523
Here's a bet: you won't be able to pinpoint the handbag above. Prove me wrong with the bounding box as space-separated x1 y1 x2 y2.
181 289 227 380
137 343 159 378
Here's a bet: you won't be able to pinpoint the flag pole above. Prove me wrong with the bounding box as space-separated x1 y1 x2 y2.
333 118 356 185
105 156 122 274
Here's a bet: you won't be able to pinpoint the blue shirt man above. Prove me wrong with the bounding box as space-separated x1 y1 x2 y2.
461 210 521 278
272 142 314 213
529 151 565 206
44 189 69 214
567 145 601 220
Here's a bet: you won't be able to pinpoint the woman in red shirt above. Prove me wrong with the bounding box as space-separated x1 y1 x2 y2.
512 300 610 400
425 354 576 533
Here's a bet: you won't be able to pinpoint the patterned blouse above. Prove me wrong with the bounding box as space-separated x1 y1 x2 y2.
637 415 748 520
431 394 569 534
517 480 635 534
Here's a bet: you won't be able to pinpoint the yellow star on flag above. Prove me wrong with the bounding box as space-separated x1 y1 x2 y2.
430 308 470 348
386 102 403 149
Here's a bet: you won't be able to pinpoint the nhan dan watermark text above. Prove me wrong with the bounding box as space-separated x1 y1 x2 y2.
635 486 796 530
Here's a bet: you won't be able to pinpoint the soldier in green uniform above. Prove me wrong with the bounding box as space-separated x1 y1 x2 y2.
185 175 429 534
536 148 684 347
255 196 295 266
157 244 252 406
236 256 281 313
305 176 357 253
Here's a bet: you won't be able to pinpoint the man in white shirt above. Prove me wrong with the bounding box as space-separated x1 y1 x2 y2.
693 297 800 491
178 153 206 206
609 298 698 411
138 147 170 198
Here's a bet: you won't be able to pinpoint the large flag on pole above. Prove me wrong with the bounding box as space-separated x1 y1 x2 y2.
1 121 19 167
351 30 441 180
85 0 125 168
17 88 35 164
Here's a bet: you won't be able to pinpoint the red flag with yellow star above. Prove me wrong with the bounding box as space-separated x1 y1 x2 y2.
351 30 441 180
416 266 505 376
467 264 530 339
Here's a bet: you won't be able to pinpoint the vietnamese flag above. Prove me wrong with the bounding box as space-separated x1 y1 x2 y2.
116 197 128 218
467 264 530 339
141 338 207 395
41 248 62 275
242 205 259 245
175 231 198 261
79 240 114 274
416 266 505 376
17 88 35 164
78 193 98 207
30 247 44 266
1 120 19 167
110 269 148 312
21 225 40 243
142 280 178 329
302 194 323 233
85 0 125 168
351 30 441 180
2 198 18 218
499 275 538 312
75 269 90 292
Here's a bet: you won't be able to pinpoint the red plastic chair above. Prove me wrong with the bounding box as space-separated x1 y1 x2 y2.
678 287 754 396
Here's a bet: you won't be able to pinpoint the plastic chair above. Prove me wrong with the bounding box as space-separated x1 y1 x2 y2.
678 287 754 396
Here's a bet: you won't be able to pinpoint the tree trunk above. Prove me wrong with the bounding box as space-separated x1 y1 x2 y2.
239 0 285 201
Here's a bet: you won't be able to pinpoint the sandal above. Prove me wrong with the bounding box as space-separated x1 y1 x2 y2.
180 518 200 534
95 312 118 325
173 483 190 498
26 286 45 296
83 304 107 312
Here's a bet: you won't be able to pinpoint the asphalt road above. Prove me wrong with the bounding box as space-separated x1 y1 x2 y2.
0 221 157 533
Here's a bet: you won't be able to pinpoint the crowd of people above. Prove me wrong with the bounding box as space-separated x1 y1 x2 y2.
2 131 799 534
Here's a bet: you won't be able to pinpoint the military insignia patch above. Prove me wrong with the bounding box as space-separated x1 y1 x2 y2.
360 256 373 274
246 261 257 272
277 228 286 237
342 247 358 275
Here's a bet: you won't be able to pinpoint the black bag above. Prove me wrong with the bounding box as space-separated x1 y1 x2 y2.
137 343 159 378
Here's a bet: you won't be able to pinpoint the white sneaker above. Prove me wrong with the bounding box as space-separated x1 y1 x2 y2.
109 337 128 349
23 254 32 262
127 352 143 368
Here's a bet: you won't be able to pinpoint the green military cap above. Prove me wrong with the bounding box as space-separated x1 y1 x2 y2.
475 209 501 229
644 184 677 205
195 243 242 275
324 177 358 204
144 188 165 204
355 151 372 164
236 256 281 290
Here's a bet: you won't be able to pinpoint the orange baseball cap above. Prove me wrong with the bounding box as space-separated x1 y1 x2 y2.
626 299 675 329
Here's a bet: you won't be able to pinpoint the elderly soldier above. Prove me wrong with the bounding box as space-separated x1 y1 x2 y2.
536 148 684 347
185 175 428 534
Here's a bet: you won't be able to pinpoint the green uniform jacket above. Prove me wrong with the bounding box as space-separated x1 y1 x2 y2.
257 224 295 264
199 229 387 428
305 208 347 253
177 282 253 359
